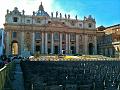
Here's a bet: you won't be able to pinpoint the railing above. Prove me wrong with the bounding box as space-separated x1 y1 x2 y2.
0 61 15 90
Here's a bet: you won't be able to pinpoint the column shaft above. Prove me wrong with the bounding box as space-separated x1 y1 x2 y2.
94 36 97 54
6 32 10 56
21 32 24 55
41 32 44 54
84 35 88 55
68 33 71 54
76 34 79 54
66 33 68 54
45 32 48 54
32 32 35 54
60 33 62 54
51 32 54 54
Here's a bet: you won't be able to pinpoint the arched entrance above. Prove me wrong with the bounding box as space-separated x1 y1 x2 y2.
89 43 94 55
12 40 19 55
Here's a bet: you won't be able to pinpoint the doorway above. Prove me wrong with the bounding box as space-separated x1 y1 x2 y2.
89 43 94 55
54 46 58 54
48 48 51 54
12 41 18 55
71 46 75 54
36 46 41 53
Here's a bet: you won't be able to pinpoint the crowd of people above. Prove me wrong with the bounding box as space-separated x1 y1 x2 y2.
21 61 120 90
0 55 10 69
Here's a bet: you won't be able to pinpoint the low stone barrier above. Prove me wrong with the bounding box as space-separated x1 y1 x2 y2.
0 62 15 90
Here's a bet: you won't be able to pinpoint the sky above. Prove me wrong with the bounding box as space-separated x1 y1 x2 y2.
0 0 120 28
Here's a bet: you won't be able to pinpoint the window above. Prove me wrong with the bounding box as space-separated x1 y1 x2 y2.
54 32 59 40
88 23 92 28
13 32 17 38
27 20 30 23
70 33 75 41
37 18 41 23
79 24 82 27
79 35 82 41
48 21 51 24
62 22 65 24
13 17 18 22
71 21 75 26
35 32 41 40
47 32 51 40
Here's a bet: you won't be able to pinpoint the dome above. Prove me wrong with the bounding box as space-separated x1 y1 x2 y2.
35 2 49 17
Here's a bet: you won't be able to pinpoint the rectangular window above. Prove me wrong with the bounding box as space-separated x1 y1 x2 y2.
47 33 51 40
35 32 41 40
13 32 17 38
54 32 59 40
37 18 41 23
27 20 30 23
70 33 75 41
13 17 18 22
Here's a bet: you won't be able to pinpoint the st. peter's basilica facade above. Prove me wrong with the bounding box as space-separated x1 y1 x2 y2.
4 2 97 56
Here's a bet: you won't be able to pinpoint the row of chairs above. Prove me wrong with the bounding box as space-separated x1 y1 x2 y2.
21 61 120 90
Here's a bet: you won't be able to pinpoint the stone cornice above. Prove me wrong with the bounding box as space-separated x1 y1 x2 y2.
4 23 97 35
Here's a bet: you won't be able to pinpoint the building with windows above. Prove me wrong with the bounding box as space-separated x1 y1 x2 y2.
97 24 120 58
4 2 97 56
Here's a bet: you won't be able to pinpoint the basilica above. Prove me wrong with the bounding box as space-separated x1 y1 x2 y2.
4 2 97 56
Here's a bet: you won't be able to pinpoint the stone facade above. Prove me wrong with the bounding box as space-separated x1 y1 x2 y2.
97 24 120 58
4 3 97 56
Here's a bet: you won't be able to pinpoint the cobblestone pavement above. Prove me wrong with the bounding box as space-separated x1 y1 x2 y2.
12 62 24 90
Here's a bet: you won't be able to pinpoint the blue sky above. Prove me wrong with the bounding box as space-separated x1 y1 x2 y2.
52 0 120 27
0 0 119 27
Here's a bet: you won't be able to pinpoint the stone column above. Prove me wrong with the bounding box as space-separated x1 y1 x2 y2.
60 33 62 54
51 32 54 54
21 32 24 55
66 33 68 54
32 32 35 54
94 36 97 54
105 48 108 56
68 33 71 54
45 32 48 54
84 34 88 55
41 32 44 54
76 34 79 54
109 48 113 56
6 32 10 56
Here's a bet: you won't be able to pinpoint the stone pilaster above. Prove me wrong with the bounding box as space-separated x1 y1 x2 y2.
84 35 88 55
21 32 24 55
51 32 54 54
76 34 79 54
32 32 35 54
68 33 71 54
66 33 68 54
6 32 10 56
60 33 62 54
45 32 48 54
41 32 44 54
94 36 97 54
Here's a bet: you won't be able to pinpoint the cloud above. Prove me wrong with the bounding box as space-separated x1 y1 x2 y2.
0 0 54 28
0 0 82 28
